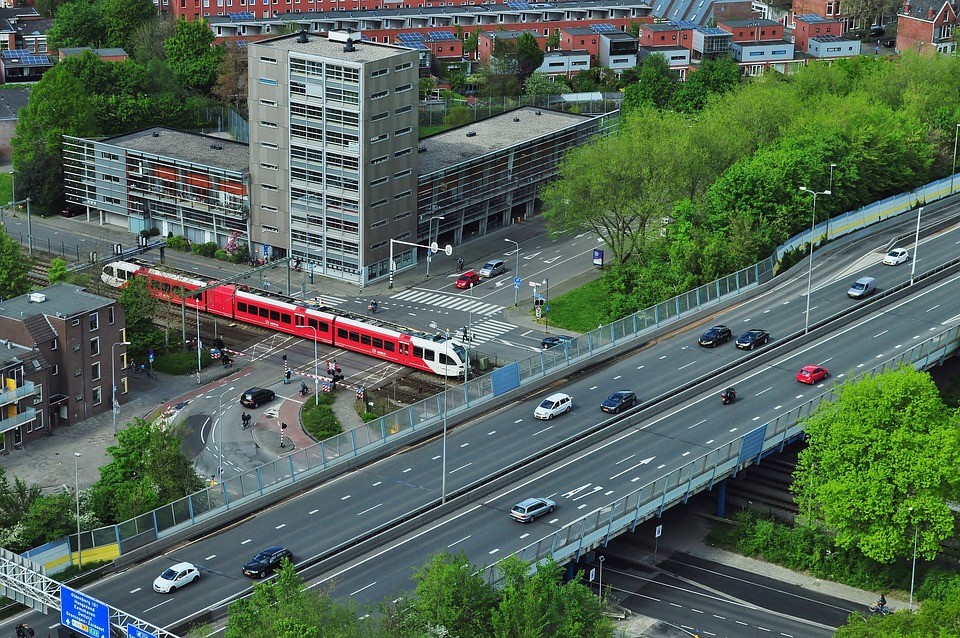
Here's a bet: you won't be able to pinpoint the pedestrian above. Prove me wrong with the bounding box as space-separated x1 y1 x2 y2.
875 44 880 55
457 257 464 270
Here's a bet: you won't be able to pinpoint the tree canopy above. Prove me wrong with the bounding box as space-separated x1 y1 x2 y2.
165 18 223 94
0 228 31 301
792 367 960 564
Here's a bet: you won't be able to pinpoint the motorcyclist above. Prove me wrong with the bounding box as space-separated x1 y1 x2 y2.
369 299 378 313
457 257 465 270
721 387 736 404
878 594 887 610
300 381 309 396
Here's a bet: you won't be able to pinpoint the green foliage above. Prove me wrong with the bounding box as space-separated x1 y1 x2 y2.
164 19 223 94
672 56 742 113
154 347 212 375
515 32 545 86
622 53 675 114
529 277 607 333
191 241 219 258
100 0 157 50
0 228 31 300
48 257 69 284
834 584 960 637
117 275 159 352
46 1 105 50
0 467 42 532
214 249 229 261
443 105 474 128
21 491 77 549
464 28 481 54
88 417 203 524
301 393 341 441
524 71 569 97
166 235 190 251
792 367 960 564
418 76 437 99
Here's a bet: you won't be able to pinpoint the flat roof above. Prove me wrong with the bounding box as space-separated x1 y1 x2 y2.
797 13 840 23
105 127 250 173
720 19 780 27
0 284 112 321
417 106 592 175
811 34 858 42
254 30 411 62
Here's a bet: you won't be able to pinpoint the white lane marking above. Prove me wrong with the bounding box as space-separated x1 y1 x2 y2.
309 509 319 514
130 587 142 593
447 535 471 548
143 599 172 612
450 463 472 473
205 554 216 560
432 455 441 460
489 548 500 555
341 495 352 500
241 539 252 544
679 361 696 370
275 523 286 529
459 442 469 448
488 430 497 435
357 503 382 516
350 582 377 596
688 419 706 430
615 454 636 464
608 457 655 480
532 425 553 436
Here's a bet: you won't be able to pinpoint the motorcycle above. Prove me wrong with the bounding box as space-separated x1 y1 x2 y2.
368 301 378 314
300 383 310 397
868 601 890 615
720 387 737 405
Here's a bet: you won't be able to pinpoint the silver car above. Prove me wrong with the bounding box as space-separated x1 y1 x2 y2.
479 259 505 278
510 497 557 523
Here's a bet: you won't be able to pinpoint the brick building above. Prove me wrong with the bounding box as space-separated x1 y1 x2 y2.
792 13 844 52
897 0 957 53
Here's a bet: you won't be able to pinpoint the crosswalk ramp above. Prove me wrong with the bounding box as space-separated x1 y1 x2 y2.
463 319 516 346
389 289 505 316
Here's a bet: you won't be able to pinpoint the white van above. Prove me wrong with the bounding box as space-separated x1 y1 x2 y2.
534 392 572 420
847 276 877 299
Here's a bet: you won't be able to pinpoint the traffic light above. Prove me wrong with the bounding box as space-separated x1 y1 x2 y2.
534 297 544 307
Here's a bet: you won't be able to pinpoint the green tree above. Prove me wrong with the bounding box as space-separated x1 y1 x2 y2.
46 0 106 50
490 36 518 76
515 31 545 86
0 228 30 300
128 16 177 62
164 18 224 94
212 41 248 117
117 275 159 353
464 28 481 55
834 584 960 637
792 367 960 564
492 555 612 638
671 56 742 113
11 63 97 161
100 0 157 50
48 257 69 284
20 491 77 550
444 105 474 127
0 467 42 530
547 28 560 49
524 71 569 97
622 53 674 114
88 417 204 524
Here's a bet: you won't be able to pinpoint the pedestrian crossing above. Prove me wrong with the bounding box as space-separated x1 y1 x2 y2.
462 318 517 346
389 289 505 317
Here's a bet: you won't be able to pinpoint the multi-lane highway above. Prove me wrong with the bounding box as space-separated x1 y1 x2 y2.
6 215 960 635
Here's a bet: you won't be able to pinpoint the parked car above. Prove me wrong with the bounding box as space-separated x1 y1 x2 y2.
153 561 200 593
60 204 84 218
541 335 574 349
242 545 293 578
847 276 877 299
698 325 732 348
478 259 505 278
240 387 276 408
736 329 770 350
601 390 637 414
883 248 909 265
510 497 556 523
796 365 829 384
534 392 572 420
455 271 480 289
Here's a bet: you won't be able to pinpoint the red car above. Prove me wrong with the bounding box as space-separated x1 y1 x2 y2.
796 365 828 384
455 271 480 289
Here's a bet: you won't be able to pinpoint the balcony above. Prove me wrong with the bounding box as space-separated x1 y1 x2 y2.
0 407 37 434
0 380 35 408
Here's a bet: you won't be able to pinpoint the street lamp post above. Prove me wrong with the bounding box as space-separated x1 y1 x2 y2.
827 163 838 240
440 328 450 504
505 238 520 306
307 326 320 405
597 555 605 602
799 187 831 334
909 521 918 610
74 452 82 570
389 238 451 289
215 386 235 479
8 198 32 256
426 215 445 277
111 341 131 435
544 278 549 334
951 124 960 195
910 206 923 285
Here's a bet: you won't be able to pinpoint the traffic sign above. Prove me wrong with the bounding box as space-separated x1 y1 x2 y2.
148 348 155 363
61 586 110 638
535 306 542 318
262 244 269 256
127 625 157 638
514 276 522 289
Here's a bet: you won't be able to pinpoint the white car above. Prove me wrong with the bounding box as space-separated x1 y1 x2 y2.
883 248 909 265
534 392 572 420
153 561 200 593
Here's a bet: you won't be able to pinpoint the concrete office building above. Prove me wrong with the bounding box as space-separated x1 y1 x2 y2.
247 30 419 285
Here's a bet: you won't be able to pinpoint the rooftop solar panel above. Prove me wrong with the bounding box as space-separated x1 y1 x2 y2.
507 1 531 8
590 23 618 32
429 31 457 40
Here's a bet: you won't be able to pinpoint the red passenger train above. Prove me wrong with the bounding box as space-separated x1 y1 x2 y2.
101 260 466 377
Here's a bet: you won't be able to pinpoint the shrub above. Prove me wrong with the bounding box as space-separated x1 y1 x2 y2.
215 249 230 261
166 235 190 252
153 348 212 375
301 393 342 441
191 241 218 258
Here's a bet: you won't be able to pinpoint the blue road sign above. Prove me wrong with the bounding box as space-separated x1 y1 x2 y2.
593 249 604 267
262 244 269 257
148 348 155 363
545 305 551 312
514 276 522 289
61 586 110 638
127 626 157 638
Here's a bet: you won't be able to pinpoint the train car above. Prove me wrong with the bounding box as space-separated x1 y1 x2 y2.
101 260 467 376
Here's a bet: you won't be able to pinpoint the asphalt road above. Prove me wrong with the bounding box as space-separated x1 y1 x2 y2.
6 215 960 634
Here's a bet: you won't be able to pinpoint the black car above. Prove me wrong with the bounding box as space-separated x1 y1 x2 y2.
240 387 276 408
601 390 637 414
698 324 732 348
242 545 293 578
60 204 84 218
541 335 574 349
736 329 770 350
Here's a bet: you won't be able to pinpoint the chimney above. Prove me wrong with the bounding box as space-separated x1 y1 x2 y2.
903 0 911 13
928 7 934 18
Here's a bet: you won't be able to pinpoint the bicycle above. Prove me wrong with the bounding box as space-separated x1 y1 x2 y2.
146 368 158 380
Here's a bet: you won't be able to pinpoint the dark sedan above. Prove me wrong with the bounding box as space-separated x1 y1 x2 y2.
698 324 732 347
541 335 574 349
242 545 293 578
736 329 770 350
601 390 637 414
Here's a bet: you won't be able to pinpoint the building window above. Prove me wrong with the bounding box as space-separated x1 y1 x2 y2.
261 205 279 212
394 148 411 158
260 163 278 170
108 306 115 324
261 184 279 191
394 169 411 178
371 176 389 186
258 77 278 86
371 111 389 121
371 198 388 207
89 312 99 331
394 105 412 115
93 386 102 405
260 120 278 128
260 99 278 107
370 219 388 229
395 62 413 71
395 126 412 136
371 133 388 143
394 211 412 221
395 83 412 92
92 361 101 381
372 67 389 77
371 90 389 99
394 189 412 199
260 141 278 149
260 56 278 63
52 337 58 350
90 337 100 356
371 155 388 165
52 364 59 376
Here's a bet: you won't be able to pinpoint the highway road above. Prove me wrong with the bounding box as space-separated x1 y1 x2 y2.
6 216 960 635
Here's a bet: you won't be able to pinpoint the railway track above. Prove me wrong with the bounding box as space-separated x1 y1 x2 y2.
725 442 802 518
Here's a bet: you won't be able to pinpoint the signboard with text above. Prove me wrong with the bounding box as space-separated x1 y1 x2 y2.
61 586 110 638
127 625 157 638
593 249 604 267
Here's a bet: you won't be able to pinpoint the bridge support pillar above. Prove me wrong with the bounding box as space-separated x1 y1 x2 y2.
715 479 727 518
565 560 577 583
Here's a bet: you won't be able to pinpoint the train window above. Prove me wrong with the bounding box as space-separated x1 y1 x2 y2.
238 302 248 312
349 331 360 342
373 337 383 348
425 349 435 362
308 318 317 328
260 308 269 318
360 335 371 345
439 351 453 365
270 310 280 321
337 328 348 339
281 313 291 324
413 346 423 358
320 321 329 332
384 342 395 352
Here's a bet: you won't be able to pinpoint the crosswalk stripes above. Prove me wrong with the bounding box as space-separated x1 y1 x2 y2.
463 319 516 345
389 289 505 316
305 294 349 307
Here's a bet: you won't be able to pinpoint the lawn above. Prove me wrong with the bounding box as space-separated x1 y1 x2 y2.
537 277 608 334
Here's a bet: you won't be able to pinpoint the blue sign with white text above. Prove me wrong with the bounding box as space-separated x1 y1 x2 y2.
593 249 604 267
61 586 110 638
514 276 522 289
127 624 157 638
